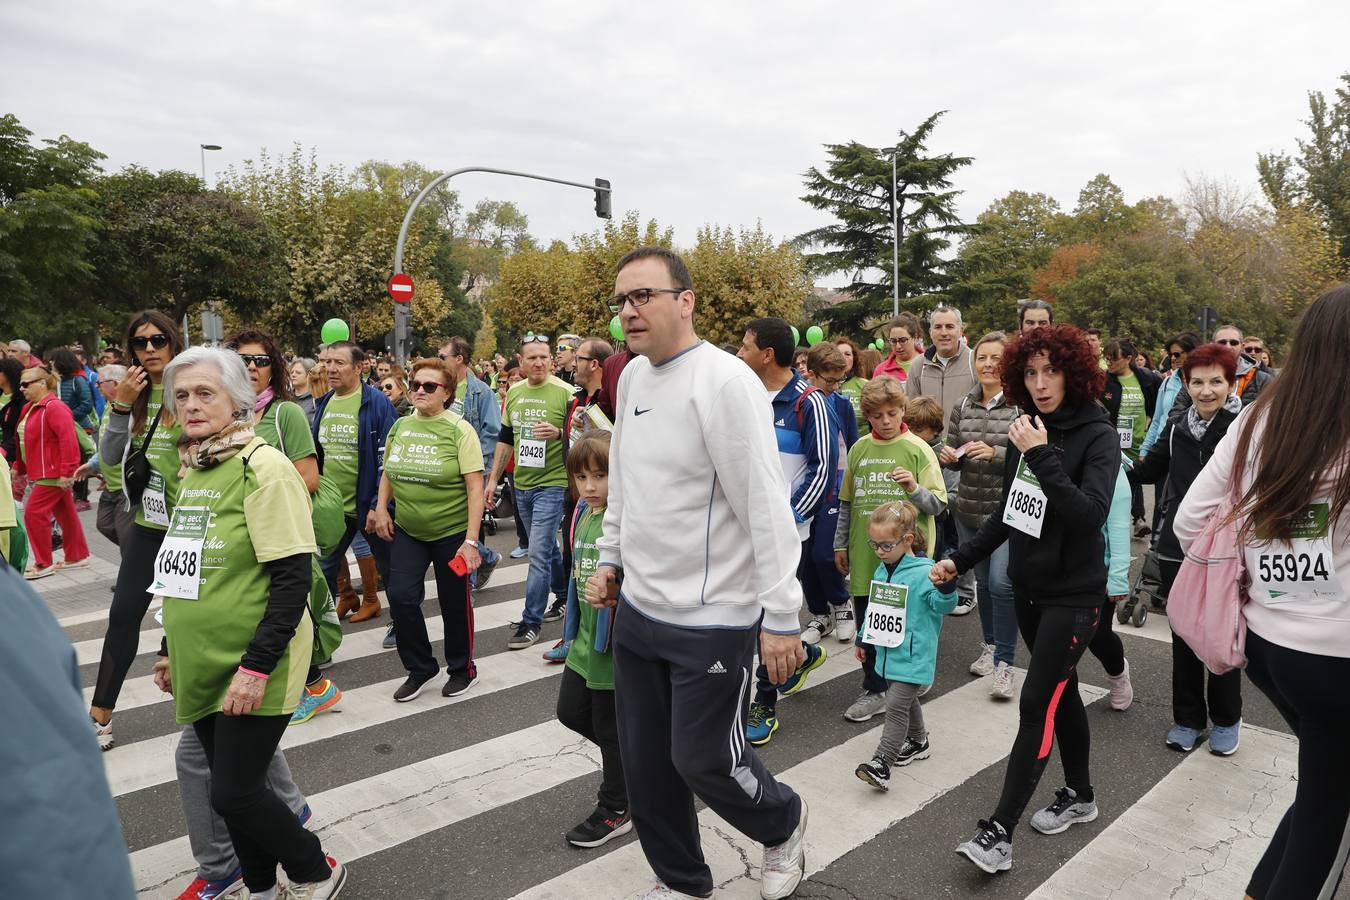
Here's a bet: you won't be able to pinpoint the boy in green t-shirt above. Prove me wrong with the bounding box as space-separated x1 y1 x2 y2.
554 431 631 849
833 377 947 724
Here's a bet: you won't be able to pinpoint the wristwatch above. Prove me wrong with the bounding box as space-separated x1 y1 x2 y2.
463 539 480 549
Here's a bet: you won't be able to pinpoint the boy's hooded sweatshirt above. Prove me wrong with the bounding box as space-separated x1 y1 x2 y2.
861 553 957 686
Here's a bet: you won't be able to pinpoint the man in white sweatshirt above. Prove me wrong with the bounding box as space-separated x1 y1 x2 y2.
586 247 809 900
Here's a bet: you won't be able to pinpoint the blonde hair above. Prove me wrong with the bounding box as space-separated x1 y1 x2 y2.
870 500 926 553
859 376 907 417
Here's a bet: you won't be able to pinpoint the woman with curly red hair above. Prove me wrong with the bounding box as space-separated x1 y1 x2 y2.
933 324 1121 874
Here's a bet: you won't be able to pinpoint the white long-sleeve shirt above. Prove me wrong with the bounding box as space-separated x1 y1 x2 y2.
598 341 805 634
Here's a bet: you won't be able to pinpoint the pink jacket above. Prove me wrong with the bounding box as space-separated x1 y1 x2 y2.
872 354 910 381
12 394 80 481
1175 407 1350 658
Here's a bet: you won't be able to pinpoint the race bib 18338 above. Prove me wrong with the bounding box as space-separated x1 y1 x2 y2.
142 470 170 526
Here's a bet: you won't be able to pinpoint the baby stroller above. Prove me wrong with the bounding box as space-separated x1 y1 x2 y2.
1117 545 1167 627
483 479 511 536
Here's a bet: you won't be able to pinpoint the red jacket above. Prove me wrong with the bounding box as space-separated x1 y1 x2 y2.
12 394 80 480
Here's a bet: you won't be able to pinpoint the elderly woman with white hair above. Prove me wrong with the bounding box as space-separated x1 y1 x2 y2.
149 347 346 900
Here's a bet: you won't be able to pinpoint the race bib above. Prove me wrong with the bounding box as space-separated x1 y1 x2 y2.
518 438 547 469
1116 419 1133 450
1251 502 1342 603
142 471 170 526
1003 458 1047 538
149 506 210 600
863 579 908 648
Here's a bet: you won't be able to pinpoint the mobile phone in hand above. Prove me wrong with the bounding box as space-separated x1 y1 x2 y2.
448 556 469 576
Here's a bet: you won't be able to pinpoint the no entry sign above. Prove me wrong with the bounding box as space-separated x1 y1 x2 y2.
387 273 415 303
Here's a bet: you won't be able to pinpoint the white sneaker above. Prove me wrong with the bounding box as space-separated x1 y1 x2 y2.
800 614 832 645
990 663 1015 700
1106 658 1133 711
950 594 977 616
969 643 995 677
833 606 856 642
760 798 807 899
92 716 114 752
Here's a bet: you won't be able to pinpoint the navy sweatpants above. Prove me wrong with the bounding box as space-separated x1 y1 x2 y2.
799 506 848 616
612 599 802 898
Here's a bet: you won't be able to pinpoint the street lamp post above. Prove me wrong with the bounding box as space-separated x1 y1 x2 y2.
881 145 900 318
390 166 613 366
200 144 222 184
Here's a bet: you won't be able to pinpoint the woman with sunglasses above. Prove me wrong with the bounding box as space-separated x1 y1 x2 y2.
370 358 485 701
380 369 411 417
13 366 91 579
1139 332 1198 459
91 310 185 751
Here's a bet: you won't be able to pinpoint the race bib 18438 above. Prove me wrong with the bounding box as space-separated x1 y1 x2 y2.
1003 457 1047 538
863 579 908 648
149 506 210 600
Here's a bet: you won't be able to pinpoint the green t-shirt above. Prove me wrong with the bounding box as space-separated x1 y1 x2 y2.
838 432 945 596
838 376 869 434
161 439 316 724
503 379 572 490
99 405 123 493
383 410 484 542
565 506 613 690
317 390 362 516
449 381 468 418
0 462 12 563
1116 371 1146 461
257 400 317 463
135 383 185 530
0 392 9 411
17 407 60 487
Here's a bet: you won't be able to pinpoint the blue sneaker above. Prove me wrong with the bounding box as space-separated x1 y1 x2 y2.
746 701 778 746
290 680 342 725
778 644 827 697
298 803 312 827
542 640 570 664
473 551 500 591
1165 723 1205 753
509 545 529 559
176 869 243 899
1209 720 1241 756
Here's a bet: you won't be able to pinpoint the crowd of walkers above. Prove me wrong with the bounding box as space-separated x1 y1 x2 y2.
3 263 1348 899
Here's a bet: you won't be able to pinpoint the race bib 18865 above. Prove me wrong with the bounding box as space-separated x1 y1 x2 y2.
863 579 909 648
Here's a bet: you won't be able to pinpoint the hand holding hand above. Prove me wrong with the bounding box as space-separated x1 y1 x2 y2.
585 567 619 609
222 670 265 716
930 559 958 585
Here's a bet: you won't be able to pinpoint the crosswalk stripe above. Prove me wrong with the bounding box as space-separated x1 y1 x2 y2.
70 564 532 667
1027 724 1296 899
515 676 1108 899
88 595 527 712
107 637 860 799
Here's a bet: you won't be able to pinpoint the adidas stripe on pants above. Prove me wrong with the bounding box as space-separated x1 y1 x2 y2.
612 599 802 899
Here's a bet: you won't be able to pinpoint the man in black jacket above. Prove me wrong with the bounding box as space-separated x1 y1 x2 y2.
1102 339 1160 533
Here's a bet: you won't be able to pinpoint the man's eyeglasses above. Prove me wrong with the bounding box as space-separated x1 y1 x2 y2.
575 355 594 365
1217 339 1242 347
867 539 902 553
236 354 271 368
409 379 445 394
130 334 171 351
888 337 910 346
96 379 119 386
522 333 550 345
817 374 847 386
609 287 682 313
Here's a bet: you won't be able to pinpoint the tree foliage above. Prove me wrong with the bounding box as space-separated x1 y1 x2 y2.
796 112 975 334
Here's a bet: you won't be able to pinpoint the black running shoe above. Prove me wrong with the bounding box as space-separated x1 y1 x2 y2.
565 806 633 848
543 597 566 623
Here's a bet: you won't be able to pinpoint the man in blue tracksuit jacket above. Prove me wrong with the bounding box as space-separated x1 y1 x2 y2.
311 342 399 604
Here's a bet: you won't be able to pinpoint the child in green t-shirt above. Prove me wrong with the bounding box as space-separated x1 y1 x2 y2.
833 377 947 724
554 431 631 849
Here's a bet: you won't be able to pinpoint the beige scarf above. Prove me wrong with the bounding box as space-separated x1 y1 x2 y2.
178 418 256 477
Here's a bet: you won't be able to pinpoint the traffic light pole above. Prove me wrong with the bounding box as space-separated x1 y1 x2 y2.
390 167 613 366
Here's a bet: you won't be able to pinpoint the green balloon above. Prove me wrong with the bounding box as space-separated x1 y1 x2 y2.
875 337 885 350
790 326 800 346
320 318 350 344
806 325 824 345
609 316 624 341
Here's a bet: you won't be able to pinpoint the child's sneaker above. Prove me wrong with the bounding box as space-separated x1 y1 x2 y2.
778 643 826 696
854 757 890 791
895 736 930 766
746 701 778 746
565 805 633 848
542 640 570 664
800 614 832 645
833 605 856 642
842 690 887 722
174 869 243 899
1105 658 1133 710
1030 786 1099 835
956 819 1012 874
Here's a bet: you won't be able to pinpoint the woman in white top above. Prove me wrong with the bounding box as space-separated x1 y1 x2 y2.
1176 283 1350 900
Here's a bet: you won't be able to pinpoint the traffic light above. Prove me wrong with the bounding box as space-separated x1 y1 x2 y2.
594 178 612 219
1195 305 1218 340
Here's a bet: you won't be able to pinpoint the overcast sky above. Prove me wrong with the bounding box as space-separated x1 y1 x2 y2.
4 1 1348 287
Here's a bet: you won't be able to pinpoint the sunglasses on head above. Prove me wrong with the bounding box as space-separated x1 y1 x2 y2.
236 353 271 368
131 334 171 350
409 379 445 394
522 333 550 345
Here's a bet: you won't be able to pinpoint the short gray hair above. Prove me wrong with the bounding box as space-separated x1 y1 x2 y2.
162 347 255 422
98 364 127 382
930 304 964 328
9 339 30 353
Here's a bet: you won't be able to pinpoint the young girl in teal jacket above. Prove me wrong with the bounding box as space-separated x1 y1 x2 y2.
855 501 958 790
1086 461 1134 711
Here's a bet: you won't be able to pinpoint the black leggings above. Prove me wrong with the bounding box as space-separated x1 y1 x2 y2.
1243 630 1350 900
993 598 1100 835
1159 559 1241 728
1087 597 1125 678
557 667 627 812
193 713 330 892
92 523 165 710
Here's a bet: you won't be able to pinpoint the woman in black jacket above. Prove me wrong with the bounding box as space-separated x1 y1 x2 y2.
936 325 1120 875
1132 342 1243 756
0 357 24 464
